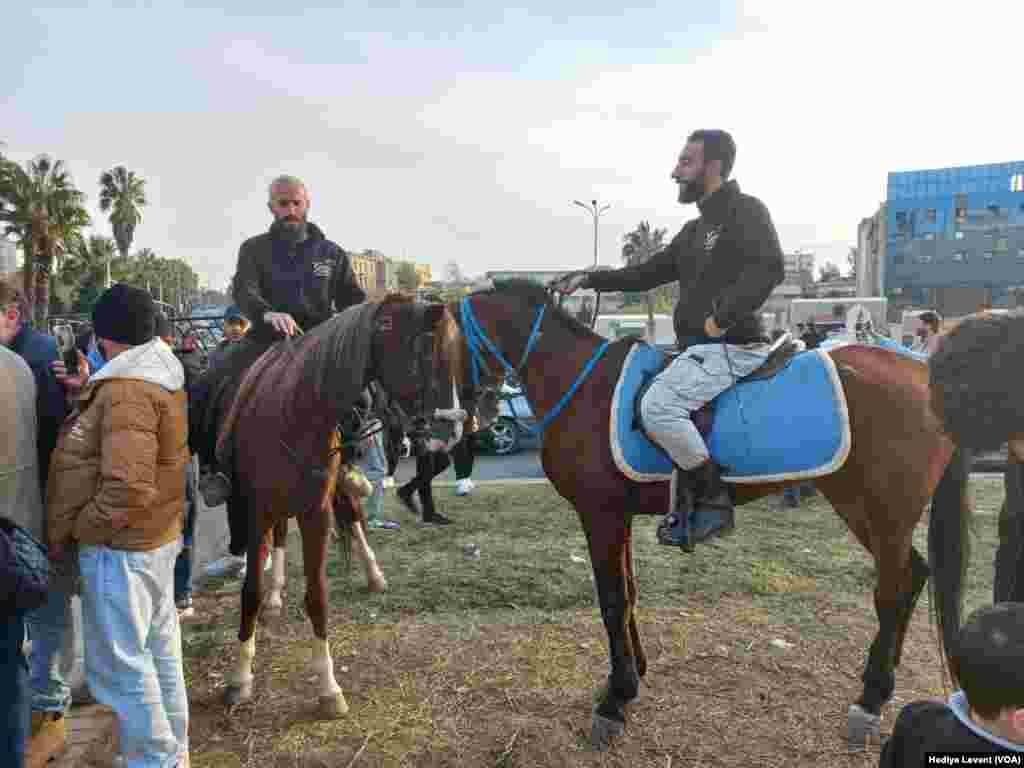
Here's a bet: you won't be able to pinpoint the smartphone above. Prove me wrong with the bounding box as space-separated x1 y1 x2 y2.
53 323 79 372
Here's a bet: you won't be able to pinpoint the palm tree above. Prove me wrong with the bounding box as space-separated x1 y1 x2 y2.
0 154 91 326
62 235 116 313
99 166 147 287
621 220 668 342
133 247 159 294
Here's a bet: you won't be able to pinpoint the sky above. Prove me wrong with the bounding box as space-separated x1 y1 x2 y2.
3 1 1023 293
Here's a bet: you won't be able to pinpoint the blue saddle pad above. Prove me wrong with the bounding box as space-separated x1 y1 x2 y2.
609 343 852 484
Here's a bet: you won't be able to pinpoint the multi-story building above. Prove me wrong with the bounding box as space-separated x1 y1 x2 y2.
884 161 1024 317
349 250 380 296
414 263 432 286
856 204 887 298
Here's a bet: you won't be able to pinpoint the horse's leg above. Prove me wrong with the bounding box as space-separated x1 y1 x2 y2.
344 495 387 593
623 526 646 679
299 505 348 719
583 511 638 751
848 530 917 751
264 519 289 619
224 527 269 706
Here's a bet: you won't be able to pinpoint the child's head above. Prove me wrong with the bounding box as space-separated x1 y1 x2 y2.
223 305 249 342
952 603 1024 732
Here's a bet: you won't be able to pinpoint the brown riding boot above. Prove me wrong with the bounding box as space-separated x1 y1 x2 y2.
27 711 68 768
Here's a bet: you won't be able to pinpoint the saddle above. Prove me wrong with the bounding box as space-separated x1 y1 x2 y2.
632 337 801 438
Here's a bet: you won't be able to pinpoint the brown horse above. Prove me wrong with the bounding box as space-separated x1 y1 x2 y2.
216 297 463 717
457 280 967 751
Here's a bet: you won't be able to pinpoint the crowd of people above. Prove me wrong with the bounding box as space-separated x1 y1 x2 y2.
0 174 478 768
4 161 1020 768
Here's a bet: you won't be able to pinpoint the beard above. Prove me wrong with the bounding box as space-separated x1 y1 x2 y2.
272 216 309 245
677 171 707 204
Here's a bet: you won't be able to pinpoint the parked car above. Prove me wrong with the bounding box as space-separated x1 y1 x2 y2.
477 382 536 456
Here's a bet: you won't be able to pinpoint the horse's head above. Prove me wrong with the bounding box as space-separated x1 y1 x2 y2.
371 295 463 450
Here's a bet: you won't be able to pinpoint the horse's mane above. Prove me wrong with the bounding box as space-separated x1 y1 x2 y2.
929 309 1024 450
470 278 596 339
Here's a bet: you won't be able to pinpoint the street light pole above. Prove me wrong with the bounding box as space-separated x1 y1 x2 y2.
573 198 611 269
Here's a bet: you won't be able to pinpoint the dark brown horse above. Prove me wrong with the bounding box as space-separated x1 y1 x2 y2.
215 297 463 717
457 281 967 751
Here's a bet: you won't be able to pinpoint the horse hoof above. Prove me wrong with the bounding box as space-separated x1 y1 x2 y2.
224 682 252 707
589 709 625 752
318 692 349 719
847 703 881 752
592 682 640 706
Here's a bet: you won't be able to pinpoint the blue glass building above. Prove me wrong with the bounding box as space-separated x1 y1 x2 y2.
885 161 1024 315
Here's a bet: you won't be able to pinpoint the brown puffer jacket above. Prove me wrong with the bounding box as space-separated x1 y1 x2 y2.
47 338 189 552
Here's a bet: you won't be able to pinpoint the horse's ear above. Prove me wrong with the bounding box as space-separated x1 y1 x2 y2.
421 303 447 331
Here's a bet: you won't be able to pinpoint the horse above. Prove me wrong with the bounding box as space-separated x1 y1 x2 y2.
455 279 966 751
215 296 464 718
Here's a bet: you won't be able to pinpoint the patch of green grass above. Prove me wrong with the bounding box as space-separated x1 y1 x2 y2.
256 477 1002 638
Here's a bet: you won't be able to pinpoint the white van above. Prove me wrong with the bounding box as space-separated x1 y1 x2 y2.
593 314 675 345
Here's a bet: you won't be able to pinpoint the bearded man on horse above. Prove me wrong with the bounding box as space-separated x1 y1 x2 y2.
553 129 785 549
190 175 366 541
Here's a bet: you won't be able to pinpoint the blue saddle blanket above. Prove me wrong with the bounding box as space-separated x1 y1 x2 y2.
609 343 851 484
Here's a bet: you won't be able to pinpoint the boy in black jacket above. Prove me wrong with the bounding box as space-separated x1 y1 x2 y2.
879 603 1024 765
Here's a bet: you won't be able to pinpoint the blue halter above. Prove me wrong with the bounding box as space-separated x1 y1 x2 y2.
460 296 610 434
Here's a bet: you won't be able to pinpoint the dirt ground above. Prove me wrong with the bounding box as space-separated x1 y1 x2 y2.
184 590 949 768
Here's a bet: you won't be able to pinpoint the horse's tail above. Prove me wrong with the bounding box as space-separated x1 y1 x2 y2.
927 447 973 675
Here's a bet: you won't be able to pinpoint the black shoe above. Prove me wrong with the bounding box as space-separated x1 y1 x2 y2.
689 461 735 544
423 511 451 526
657 472 696 549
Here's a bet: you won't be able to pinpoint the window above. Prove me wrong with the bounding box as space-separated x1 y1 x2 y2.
919 253 934 263
984 251 994 260
927 208 937 223
954 231 965 240
1011 173 1024 192
996 238 1009 253
952 251 968 262
1019 249 1024 260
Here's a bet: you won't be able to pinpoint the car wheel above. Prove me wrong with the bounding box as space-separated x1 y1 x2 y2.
487 417 521 456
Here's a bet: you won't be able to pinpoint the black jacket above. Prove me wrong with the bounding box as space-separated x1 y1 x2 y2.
232 221 366 342
10 324 69 500
587 181 784 347
879 700 1024 766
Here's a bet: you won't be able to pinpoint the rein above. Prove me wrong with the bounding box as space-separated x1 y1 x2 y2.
461 295 610 434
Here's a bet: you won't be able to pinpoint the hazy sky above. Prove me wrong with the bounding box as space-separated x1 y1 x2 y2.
4 1 1022 292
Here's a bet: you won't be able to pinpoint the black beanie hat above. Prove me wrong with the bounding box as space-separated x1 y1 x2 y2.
154 312 173 339
92 284 156 346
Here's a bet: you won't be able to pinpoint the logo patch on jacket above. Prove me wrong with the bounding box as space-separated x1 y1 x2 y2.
312 261 333 278
703 227 722 251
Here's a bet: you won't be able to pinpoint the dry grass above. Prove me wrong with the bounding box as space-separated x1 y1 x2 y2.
182 477 1005 767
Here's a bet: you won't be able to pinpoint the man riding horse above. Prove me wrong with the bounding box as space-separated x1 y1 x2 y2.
552 129 785 549
192 175 366 518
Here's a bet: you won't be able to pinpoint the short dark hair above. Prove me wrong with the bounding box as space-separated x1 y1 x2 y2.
687 129 737 179
950 603 1024 719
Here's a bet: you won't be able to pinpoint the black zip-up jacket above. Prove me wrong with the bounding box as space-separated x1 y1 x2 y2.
587 180 784 348
232 221 366 342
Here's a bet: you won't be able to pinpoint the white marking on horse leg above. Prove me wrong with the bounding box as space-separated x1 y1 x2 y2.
266 547 287 611
228 634 256 699
310 636 348 718
352 521 388 592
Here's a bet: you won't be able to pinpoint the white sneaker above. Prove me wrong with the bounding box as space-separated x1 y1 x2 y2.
203 553 246 579
455 479 476 496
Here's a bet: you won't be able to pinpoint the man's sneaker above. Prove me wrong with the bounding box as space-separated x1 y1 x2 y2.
455 478 476 496
421 511 451 526
396 485 420 518
199 472 231 507
367 519 400 530
203 553 246 579
177 595 195 619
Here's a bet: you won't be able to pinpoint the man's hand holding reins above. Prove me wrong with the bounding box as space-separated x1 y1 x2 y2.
264 311 301 337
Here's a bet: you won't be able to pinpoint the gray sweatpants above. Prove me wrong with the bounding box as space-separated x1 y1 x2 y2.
640 342 773 471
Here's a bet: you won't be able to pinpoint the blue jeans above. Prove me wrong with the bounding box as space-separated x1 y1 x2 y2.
24 582 72 715
0 615 30 768
174 461 198 601
79 541 189 768
359 429 389 522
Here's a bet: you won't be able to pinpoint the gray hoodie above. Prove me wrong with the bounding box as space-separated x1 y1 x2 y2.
0 345 45 542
